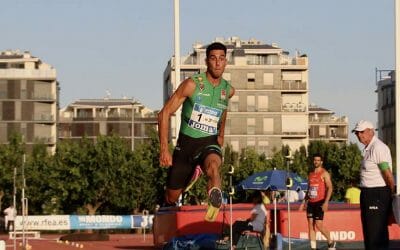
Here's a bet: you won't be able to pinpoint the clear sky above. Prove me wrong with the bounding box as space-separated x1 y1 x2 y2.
1 0 394 142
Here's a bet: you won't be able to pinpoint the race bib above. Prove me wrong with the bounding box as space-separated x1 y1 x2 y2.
188 103 222 135
309 186 318 199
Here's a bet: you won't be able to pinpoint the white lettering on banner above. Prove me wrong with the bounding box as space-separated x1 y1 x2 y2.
316 231 356 241
78 215 123 224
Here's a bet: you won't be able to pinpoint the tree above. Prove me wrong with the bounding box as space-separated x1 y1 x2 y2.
0 133 25 211
83 135 136 215
25 143 55 214
52 138 92 214
291 145 308 178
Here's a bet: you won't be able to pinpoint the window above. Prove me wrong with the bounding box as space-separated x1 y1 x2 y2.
281 115 307 134
21 80 27 99
21 123 27 140
263 118 273 133
246 54 267 65
247 73 255 89
230 95 239 112
247 118 256 135
257 95 268 111
0 123 6 143
247 73 255 82
266 55 278 65
0 80 7 98
247 95 255 112
319 126 326 136
263 73 273 85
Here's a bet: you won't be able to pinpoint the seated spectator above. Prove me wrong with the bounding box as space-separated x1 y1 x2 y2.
279 190 299 203
231 191 268 247
298 190 306 201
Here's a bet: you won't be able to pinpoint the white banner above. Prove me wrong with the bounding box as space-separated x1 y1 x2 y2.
15 215 70 231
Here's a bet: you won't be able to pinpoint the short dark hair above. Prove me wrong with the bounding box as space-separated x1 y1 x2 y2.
313 153 323 161
206 42 227 58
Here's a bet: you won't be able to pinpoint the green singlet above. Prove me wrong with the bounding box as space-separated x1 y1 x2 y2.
180 72 232 138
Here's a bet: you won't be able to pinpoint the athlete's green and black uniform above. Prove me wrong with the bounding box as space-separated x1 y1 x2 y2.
167 72 232 189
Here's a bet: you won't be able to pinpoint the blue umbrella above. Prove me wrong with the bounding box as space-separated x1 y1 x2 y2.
238 169 307 191
238 169 308 241
288 172 308 191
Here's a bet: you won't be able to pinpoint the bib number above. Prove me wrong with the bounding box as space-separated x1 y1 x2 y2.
309 186 318 199
188 103 222 135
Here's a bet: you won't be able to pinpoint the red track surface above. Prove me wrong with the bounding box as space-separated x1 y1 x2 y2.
0 233 157 250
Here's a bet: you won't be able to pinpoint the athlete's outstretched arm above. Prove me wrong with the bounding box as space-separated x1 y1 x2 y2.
158 79 196 167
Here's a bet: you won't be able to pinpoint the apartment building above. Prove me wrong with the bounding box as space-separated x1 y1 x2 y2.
58 98 158 149
163 37 309 156
375 69 395 151
308 104 348 143
0 50 58 153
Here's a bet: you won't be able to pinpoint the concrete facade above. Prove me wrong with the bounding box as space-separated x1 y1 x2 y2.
0 50 58 153
375 69 395 152
308 104 348 144
58 98 158 150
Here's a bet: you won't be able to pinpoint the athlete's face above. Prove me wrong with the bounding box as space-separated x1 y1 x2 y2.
313 156 323 168
206 49 227 79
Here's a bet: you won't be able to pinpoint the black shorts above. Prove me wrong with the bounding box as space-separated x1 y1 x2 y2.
166 133 222 190
306 200 325 220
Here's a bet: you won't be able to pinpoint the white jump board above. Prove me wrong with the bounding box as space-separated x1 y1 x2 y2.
9 231 40 239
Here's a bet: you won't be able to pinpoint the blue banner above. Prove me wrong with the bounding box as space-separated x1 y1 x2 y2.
15 215 154 230
70 215 134 229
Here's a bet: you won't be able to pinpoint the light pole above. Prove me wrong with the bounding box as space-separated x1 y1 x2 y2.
131 101 135 151
285 152 293 250
395 0 400 195
13 167 16 250
173 0 181 145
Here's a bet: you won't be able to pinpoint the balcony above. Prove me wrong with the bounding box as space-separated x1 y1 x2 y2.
32 93 56 101
309 116 348 124
282 80 307 91
34 113 55 122
282 102 306 112
34 136 56 144
0 69 56 79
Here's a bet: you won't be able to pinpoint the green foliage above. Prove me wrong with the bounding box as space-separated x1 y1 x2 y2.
0 133 25 210
25 143 55 214
0 132 364 215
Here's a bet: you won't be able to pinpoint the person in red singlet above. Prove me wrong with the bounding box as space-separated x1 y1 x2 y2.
299 153 336 250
